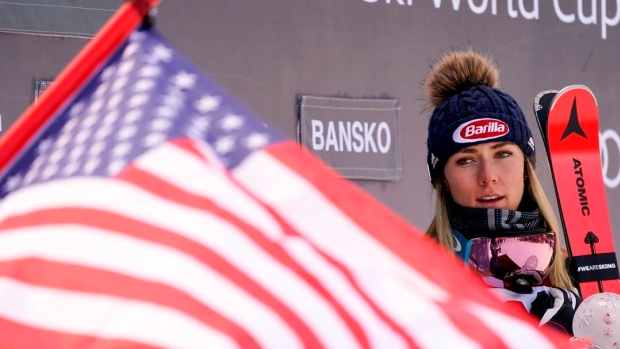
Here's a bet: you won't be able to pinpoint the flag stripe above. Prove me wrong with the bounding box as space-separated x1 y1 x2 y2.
435 301 508 349
132 139 286 241
0 277 238 349
284 231 421 349
231 149 492 347
0 139 560 347
0 316 162 349
131 139 490 347
0 258 262 349
121 168 383 349
0 141 410 349
0 171 375 349
235 145 565 348
0 226 305 349
9 190 378 349
127 140 414 349
235 144 567 348
235 145 448 300
262 144 505 302
468 303 556 349
120 169 412 349
0 143 415 348
2 199 354 349
0 179 334 349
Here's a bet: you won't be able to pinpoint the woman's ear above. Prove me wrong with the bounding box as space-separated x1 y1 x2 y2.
443 179 450 192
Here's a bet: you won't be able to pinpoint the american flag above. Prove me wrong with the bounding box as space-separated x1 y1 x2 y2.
0 22 570 349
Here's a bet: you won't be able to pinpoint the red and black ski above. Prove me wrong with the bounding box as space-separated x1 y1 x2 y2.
534 85 620 298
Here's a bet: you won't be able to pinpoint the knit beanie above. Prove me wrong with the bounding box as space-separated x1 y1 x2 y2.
425 49 535 183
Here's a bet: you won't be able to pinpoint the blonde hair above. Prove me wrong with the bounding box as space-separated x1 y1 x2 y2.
425 158 575 290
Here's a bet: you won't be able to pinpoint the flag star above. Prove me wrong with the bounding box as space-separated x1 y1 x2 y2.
151 118 172 131
88 99 105 113
84 157 101 174
123 42 140 58
157 106 177 119
41 164 58 180
134 79 156 92
140 65 162 78
245 133 269 149
124 109 143 123
163 93 184 110
172 71 196 90
89 142 106 156
111 76 129 92
70 145 85 160
118 125 138 140
191 116 210 131
83 157 101 174
49 149 65 163
56 133 72 147
187 127 204 140
4 174 22 193
31 156 45 171
63 161 80 176
107 93 123 109
195 95 220 114
113 142 132 158
69 102 85 117
101 66 116 81
64 117 80 132
220 113 245 131
82 114 99 129
129 94 149 108
152 44 173 63
129 31 146 41
95 125 113 140
103 111 119 125
75 129 91 144
215 136 235 154
22 170 37 185
36 138 54 155
93 83 109 99
144 133 166 147
117 60 135 75
108 159 127 175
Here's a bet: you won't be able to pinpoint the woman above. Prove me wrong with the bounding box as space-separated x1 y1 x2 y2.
423 48 580 335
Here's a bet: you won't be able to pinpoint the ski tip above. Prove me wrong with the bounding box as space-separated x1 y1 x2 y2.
533 90 558 112
534 90 559 101
549 85 598 110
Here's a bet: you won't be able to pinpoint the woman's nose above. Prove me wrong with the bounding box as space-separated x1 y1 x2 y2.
478 161 498 185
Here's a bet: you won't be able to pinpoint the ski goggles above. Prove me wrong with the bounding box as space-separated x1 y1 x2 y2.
455 229 556 286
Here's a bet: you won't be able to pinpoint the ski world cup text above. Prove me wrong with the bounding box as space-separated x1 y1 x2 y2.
311 120 392 153
362 0 620 40
573 158 591 216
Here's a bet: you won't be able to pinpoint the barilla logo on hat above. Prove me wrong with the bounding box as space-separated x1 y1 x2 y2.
452 118 509 143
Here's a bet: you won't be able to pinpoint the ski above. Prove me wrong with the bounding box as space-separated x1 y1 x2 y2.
534 85 620 298
533 90 557 146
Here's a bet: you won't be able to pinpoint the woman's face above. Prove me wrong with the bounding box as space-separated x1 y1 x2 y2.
443 141 525 211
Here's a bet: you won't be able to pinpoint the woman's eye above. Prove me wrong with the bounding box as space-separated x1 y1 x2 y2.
456 157 473 165
496 151 512 158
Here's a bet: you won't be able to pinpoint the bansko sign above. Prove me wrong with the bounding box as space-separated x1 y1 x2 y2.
297 95 402 181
